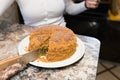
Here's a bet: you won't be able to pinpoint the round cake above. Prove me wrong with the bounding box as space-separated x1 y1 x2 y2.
27 25 77 62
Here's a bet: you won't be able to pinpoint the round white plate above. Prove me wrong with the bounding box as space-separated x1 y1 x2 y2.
18 36 85 68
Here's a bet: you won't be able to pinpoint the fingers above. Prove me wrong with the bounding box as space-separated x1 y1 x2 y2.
85 0 100 9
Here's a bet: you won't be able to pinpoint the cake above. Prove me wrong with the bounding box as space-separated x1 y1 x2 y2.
27 25 77 62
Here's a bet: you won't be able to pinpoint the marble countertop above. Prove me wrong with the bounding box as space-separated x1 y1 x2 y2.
0 21 100 80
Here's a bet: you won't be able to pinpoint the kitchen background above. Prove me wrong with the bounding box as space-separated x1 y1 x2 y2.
0 0 120 80
0 2 19 24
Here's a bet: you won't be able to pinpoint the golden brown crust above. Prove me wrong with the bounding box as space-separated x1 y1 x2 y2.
27 25 77 62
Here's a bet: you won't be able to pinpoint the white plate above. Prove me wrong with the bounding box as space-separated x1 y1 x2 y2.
18 36 85 68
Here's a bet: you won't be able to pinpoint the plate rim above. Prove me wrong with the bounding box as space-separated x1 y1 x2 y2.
18 36 85 68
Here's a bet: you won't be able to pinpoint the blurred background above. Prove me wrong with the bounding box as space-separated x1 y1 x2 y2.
0 0 120 80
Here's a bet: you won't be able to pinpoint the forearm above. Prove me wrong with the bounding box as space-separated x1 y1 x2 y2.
65 0 87 15
0 0 14 16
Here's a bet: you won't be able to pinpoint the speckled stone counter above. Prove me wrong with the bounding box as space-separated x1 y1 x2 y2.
0 21 100 80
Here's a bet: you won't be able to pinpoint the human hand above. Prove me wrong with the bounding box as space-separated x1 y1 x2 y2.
85 0 100 9
0 63 22 80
